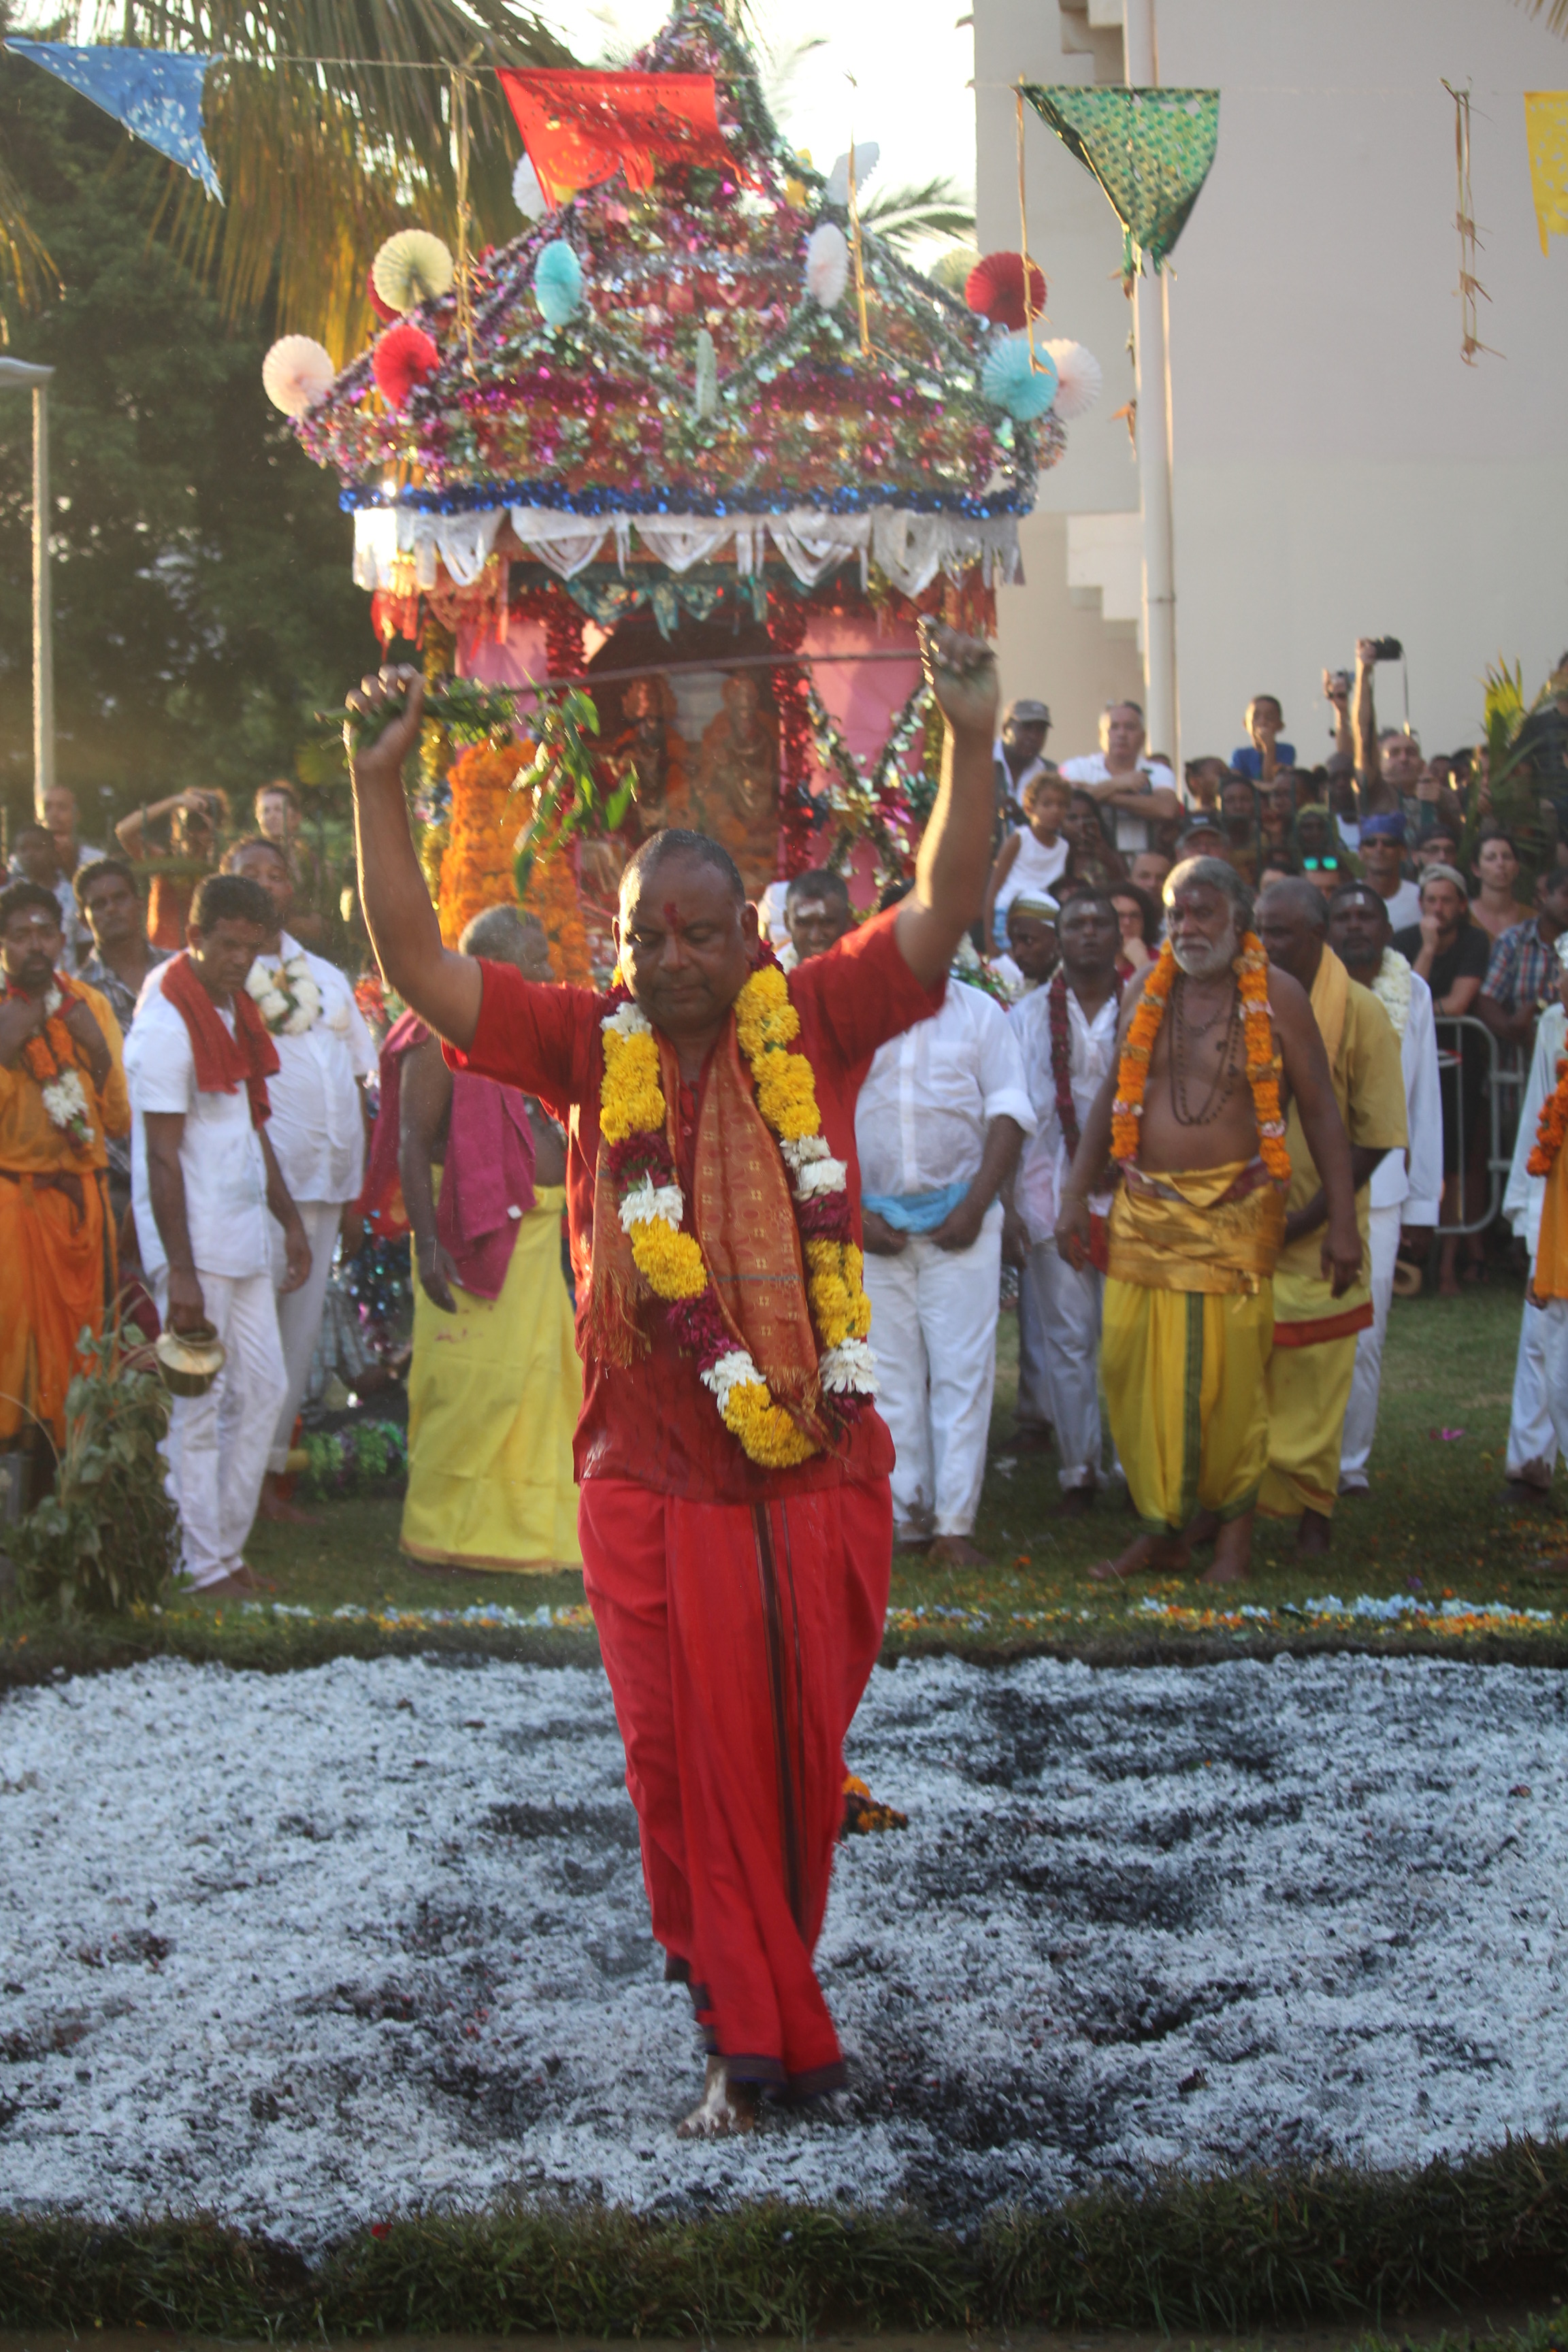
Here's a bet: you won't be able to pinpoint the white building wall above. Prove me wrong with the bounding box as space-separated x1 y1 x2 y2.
976 0 1568 770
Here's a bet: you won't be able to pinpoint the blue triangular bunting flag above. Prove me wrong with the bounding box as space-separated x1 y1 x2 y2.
7 40 223 201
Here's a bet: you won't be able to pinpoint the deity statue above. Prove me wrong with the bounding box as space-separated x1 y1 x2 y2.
604 675 691 845
693 672 781 897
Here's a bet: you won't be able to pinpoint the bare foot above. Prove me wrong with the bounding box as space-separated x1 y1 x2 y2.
1294 1507 1333 1558
930 1534 989 1567
1089 1530 1190 1584
1056 1484 1095 1519
676 2056 760 2140
1198 1509 1254 1585
195 1565 273 1600
257 1475 318 1526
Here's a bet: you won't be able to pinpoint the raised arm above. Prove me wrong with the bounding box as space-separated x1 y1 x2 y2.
346 668 484 1048
1271 968 1361 1294
1352 639 1392 814
896 622 1001 990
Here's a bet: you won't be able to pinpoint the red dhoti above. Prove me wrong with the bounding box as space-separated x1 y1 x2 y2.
578 1474 891 2093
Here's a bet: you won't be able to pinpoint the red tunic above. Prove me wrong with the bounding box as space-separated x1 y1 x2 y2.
447 904 943 1503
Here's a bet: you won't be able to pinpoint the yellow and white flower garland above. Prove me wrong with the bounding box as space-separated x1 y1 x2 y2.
599 963 877 1470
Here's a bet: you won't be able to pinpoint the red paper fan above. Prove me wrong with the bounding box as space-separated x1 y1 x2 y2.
964 250 1046 331
373 322 439 408
367 265 399 325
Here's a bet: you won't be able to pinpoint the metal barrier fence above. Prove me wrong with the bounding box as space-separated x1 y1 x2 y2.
1433 1013 1521 1237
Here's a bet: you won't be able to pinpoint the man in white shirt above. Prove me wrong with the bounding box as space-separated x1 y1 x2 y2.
856 894 1034 1563
125 874 310 1596
224 838 378 1518
1057 700 1179 858
1004 892 1123 1510
992 696 1052 837
1502 952 1568 1501
1357 813 1423 932
1326 885 1443 1492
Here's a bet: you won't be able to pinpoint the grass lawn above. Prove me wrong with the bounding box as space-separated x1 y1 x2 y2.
4 1273 1567 1682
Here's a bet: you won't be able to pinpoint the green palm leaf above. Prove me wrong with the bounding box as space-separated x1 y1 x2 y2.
858 174 976 258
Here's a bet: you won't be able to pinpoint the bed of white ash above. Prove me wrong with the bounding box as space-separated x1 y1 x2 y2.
0 1649 1565 2244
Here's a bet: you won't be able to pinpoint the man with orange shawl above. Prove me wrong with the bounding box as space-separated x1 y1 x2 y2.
1056 858 1362 1588
0 879 129 1492
345 622 996 2139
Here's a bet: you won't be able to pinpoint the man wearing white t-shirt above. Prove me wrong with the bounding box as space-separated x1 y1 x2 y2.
125 875 310 1596
224 838 377 1519
1326 885 1443 1492
1005 892 1123 1509
856 887 1034 1563
1057 700 1179 858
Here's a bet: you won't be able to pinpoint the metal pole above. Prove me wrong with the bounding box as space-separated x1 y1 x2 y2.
0 359 57 820
1122 0 1179 771
33 382 53 819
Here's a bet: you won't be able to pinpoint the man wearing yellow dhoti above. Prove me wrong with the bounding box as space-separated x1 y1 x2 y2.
1056 858 1361 1586
1253 880 1406 1556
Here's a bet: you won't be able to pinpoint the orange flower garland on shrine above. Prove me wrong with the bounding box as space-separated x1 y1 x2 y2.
1110 935 1290 1182
1527 1057 1568 1175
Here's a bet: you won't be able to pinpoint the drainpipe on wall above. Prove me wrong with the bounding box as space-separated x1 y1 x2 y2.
1122 0 1179 773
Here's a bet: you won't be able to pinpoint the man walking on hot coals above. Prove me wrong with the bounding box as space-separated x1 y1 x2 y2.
344 621 1000 2140
1006 890 1122 1507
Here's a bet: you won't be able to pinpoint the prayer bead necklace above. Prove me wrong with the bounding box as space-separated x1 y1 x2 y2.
1169 975 1243 1126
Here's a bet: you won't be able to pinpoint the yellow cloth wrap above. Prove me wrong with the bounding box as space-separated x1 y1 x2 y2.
402 1181 583 1571
1106 1160 1285 1296
1102 1278 1275 1535
1535 1141 1568 1301
1258 1333 1358 1523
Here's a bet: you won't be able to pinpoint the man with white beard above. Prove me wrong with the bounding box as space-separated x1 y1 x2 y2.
1056 858 1360 1586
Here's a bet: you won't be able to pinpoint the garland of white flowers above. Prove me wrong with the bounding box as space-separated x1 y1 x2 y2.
246 951 324 1037
1371 946 1414 1041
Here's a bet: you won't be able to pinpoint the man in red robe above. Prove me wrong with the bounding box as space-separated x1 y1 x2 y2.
346 621 998 2137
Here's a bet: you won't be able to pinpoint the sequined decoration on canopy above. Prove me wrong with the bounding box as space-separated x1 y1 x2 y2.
1524 91 1568 255
1019 83 1218 281
5 40 223 200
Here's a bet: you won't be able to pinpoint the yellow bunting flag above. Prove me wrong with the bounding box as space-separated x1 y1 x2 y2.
1524 92 1568 255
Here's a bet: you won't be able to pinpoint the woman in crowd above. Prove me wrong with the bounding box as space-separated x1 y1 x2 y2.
1469 830 1534 944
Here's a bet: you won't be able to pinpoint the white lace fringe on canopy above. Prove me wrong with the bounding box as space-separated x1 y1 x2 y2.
351 504 1022 602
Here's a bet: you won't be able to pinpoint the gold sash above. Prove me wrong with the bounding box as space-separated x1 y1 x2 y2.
1107 1159 1286 1296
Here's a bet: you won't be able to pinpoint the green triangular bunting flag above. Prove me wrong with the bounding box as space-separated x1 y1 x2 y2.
1020 84 1219 276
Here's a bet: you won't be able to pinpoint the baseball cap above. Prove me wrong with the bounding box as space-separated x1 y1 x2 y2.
1359 812 1407 843
1004 698 1051 728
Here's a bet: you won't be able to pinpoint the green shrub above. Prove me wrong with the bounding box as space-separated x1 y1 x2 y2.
11 1328 176 1617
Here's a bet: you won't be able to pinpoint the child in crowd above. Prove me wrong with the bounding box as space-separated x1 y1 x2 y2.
983 770 1072 952
1231 694 1296 783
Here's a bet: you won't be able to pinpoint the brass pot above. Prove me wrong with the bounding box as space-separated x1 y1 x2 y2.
155 1321 227 1399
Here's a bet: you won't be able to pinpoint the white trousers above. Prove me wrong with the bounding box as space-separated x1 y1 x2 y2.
1015 1246 1050 1433
1523 1298 1568 1477
863 1207 1002 1539
154 1268 288 1588
267 1198 344 1473
1339 1204 1403 1488
1024 1239 1108 1490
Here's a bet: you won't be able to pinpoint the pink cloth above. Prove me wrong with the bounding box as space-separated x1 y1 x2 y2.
360 1009 536 1298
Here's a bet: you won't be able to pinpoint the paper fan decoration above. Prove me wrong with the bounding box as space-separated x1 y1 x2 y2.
825 141 879 206
372 229 455 314
981 332 1059 421
261 335 336 417
805 221 849 308
512 152 549 220
373 321 439 408
1041 337 1102 421
534 239 583 326
965 250 1045 331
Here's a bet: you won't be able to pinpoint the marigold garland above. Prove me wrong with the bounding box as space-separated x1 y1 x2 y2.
1528 1054 1568 1177
598 960 879 1470
1110 934 1290 1183
4 973 98 1154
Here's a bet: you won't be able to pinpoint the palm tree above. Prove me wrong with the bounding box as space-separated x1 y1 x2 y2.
859 175 975 265
3 0 572 354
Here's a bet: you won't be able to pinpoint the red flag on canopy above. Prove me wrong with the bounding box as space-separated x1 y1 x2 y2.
497 69 738 207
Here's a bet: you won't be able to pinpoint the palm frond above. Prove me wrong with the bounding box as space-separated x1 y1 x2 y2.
95 0 574 353
860 174 975 257
0 149 61 317
1518 0 1568 36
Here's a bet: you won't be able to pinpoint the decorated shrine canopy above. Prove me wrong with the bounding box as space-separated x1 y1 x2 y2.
293 0 1067 575
1020 84 1219 278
